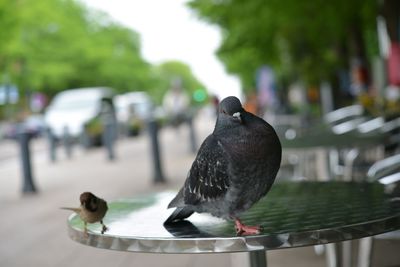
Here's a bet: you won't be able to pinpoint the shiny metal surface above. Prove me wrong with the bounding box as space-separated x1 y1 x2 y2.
67 181 400 253
280 128 388 149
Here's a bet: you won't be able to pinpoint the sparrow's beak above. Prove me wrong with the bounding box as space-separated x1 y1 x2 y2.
232 112 242 123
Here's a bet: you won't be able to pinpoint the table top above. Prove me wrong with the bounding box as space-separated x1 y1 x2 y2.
67 181 400 254
280 127 388 149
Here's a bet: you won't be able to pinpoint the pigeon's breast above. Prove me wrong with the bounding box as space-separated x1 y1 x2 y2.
222 131 280 212
224 131 273 165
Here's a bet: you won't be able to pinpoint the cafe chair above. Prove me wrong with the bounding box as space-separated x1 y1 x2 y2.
330 116 400 182
357 154 400 267
357 117 385 134
324 105 368 180
324 104 364 126
331 117 367 135
381 117 400 155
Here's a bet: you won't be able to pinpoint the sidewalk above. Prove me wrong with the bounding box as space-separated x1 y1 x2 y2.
0 109 398 267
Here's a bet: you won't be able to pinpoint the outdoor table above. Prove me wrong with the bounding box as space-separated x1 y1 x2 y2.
67 181 400 267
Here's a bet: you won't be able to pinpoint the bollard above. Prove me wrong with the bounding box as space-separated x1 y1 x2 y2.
17 128 37 194
187 116 197 154
147 118 166 183
47 128 57 162
62 126 72 159
102 122 115 161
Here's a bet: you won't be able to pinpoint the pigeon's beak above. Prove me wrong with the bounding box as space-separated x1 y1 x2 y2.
232 112 242 123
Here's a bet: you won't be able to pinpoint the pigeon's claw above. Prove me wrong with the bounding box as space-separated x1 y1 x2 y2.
83 222 89 238
101 220 108 234
234 219 262 236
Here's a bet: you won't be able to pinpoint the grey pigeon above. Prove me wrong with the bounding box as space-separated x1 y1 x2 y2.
165 96 282 235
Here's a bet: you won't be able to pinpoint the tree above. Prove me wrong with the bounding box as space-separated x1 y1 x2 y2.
151 60 207 104
0 0 208 120
1 0 155 96
0 0 20 70
188 0 379 101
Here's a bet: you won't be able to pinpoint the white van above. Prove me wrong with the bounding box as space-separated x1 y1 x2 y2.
44 87 114 145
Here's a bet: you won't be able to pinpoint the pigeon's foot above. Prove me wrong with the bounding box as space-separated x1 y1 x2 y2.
83 225 89 238
234 219 262 235
101 221 108 234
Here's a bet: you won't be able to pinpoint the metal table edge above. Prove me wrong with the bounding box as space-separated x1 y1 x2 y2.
66 213 400 254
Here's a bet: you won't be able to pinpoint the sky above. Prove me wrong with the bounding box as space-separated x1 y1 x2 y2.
80 0 241 100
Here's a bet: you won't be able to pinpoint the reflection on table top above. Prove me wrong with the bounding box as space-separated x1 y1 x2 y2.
67 181 400 253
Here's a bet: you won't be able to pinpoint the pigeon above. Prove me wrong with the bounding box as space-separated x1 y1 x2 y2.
165 96 282 235
61 192 108 236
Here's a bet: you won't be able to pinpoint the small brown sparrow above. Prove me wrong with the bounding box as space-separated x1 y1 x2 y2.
62 192 108 236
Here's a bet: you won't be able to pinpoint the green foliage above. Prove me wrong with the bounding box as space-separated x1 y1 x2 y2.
151 60 207 104
0 0 206 112
188 0 379 91
0 1 20 62
2 0 155 96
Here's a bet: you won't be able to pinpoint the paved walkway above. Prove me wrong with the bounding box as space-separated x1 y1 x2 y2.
0 109 398 267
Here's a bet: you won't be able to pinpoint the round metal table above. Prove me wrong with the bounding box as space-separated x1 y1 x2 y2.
67 181 400 266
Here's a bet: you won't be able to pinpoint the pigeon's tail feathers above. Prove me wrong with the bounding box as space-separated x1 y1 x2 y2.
60 207 81 213
164 207 194 224
167 189 185 209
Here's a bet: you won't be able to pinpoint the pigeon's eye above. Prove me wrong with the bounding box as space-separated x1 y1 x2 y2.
222 110 228 115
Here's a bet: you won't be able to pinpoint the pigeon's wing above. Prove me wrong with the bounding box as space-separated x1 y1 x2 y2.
183 134 230 205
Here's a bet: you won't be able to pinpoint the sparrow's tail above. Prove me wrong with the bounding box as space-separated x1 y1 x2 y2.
60 207 81 213
164 207 194 224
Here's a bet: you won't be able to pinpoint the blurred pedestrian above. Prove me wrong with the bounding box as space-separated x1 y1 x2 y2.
162 78 190 127
256 65 278 117
243 91 258 115
349 58 369 98
99 98 117 147
210 94 219 117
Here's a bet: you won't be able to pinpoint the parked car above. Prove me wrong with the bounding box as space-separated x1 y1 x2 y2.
44 87 115 147
114 91 153 136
